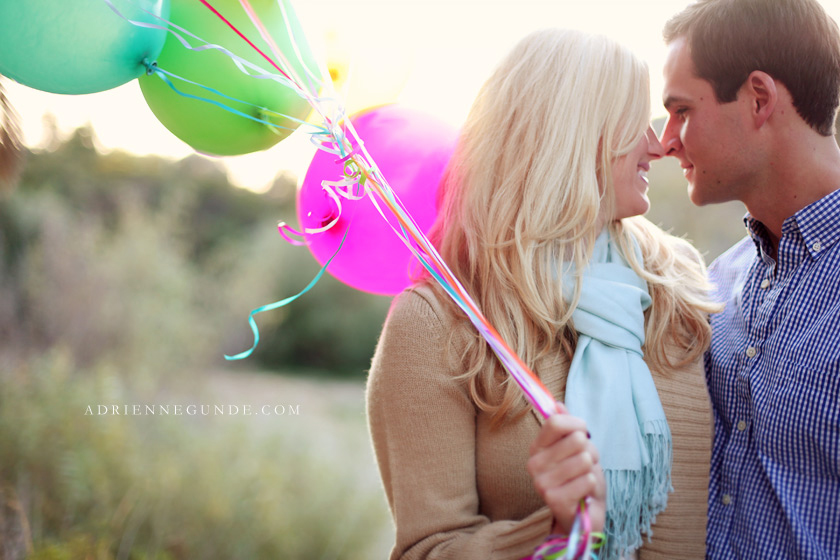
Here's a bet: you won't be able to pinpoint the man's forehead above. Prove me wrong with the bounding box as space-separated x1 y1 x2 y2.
661 38 705 104
663 36 694 77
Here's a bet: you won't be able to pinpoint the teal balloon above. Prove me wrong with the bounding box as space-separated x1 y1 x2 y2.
0 0 170 95
139 0 319 156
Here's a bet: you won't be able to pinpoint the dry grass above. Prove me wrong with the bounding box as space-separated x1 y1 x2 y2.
0 356 394 560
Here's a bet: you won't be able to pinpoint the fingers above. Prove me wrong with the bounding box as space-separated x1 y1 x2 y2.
529 413 589 455
543 471 601 531
583 469 607 534
528 430 599 505
539 464 606 534
527 411 606 533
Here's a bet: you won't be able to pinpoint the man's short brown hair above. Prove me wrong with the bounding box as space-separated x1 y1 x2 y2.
664 0 840 136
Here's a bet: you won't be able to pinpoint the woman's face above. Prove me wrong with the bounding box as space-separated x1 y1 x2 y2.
611 126 665 220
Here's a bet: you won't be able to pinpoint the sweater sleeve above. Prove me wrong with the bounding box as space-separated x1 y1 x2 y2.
366 288 553 560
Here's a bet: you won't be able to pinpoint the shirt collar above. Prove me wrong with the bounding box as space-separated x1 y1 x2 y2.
743 214 774 259
743 187 840 260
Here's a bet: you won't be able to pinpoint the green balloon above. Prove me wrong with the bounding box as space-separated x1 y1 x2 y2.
139 0 319 156
0 0 170 95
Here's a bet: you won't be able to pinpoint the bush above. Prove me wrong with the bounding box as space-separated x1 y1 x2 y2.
1 130 391 379
0 127 394 559
0 352 390 559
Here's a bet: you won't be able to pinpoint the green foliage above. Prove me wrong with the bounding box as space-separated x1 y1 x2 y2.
28 535 124 560
253 261 393 376
0 352 389 560
0 128 393 558
16 126 289 263
0 126 390 377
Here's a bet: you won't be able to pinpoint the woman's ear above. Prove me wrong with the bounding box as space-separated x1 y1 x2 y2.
744 70 777 128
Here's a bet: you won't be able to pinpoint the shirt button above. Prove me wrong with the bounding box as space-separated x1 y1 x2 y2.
813 240 823 252
760 279 770 289
722 494 732 505
746 346 757 358
737 420 747 431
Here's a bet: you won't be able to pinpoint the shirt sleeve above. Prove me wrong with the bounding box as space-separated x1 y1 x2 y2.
366 288 553 560
708 235 754 305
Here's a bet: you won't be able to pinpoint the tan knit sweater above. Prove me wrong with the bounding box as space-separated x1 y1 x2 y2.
367 284 711 560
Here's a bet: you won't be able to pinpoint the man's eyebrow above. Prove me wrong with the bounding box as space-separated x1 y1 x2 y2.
663 95 689 109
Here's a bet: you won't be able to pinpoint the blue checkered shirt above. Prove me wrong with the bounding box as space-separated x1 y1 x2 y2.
705 188 840 559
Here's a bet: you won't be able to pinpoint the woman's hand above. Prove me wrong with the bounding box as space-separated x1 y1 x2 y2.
527 406 606 535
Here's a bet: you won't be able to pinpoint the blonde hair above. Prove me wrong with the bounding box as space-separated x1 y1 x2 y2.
423 28 718 424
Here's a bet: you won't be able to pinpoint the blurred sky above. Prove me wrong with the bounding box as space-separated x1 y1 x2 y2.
7 0 840 191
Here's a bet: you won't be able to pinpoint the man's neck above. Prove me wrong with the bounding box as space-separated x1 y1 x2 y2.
744 133 840 252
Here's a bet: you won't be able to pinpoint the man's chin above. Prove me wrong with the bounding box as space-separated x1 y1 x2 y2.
687 185 714 207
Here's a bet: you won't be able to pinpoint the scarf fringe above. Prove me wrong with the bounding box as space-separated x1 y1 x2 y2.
602 420 673 559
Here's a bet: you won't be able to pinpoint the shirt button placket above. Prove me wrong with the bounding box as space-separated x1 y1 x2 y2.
739 346 757 400
726 346 757 515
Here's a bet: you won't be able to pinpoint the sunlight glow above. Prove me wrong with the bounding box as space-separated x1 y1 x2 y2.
7 0 840 191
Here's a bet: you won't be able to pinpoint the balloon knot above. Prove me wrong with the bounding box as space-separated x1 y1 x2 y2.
142 58 158 76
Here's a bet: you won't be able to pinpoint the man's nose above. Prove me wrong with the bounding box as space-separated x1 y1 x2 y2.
659 119 682 156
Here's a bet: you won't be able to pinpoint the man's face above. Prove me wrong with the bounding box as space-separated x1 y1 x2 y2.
660 37 753 206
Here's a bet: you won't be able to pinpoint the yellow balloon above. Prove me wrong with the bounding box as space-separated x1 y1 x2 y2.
304 26 413 124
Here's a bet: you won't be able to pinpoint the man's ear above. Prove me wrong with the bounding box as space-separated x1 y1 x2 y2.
744 70 777 128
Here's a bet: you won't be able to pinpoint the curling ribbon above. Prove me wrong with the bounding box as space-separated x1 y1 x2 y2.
223 228 350 361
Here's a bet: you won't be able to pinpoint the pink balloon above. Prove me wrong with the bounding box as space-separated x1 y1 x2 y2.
298 105 458 295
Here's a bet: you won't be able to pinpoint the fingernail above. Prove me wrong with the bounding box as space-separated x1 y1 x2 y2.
586 431 591 439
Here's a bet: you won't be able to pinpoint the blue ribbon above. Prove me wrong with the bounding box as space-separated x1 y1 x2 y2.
224 228 350 361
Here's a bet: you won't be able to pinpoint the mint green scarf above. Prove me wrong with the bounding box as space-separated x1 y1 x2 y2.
563 229 672 559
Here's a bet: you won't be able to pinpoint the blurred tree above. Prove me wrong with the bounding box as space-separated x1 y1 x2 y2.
254 262 392 376
1 127 392 379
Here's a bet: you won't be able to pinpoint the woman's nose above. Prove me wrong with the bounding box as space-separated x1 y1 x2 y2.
646 126 665 159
